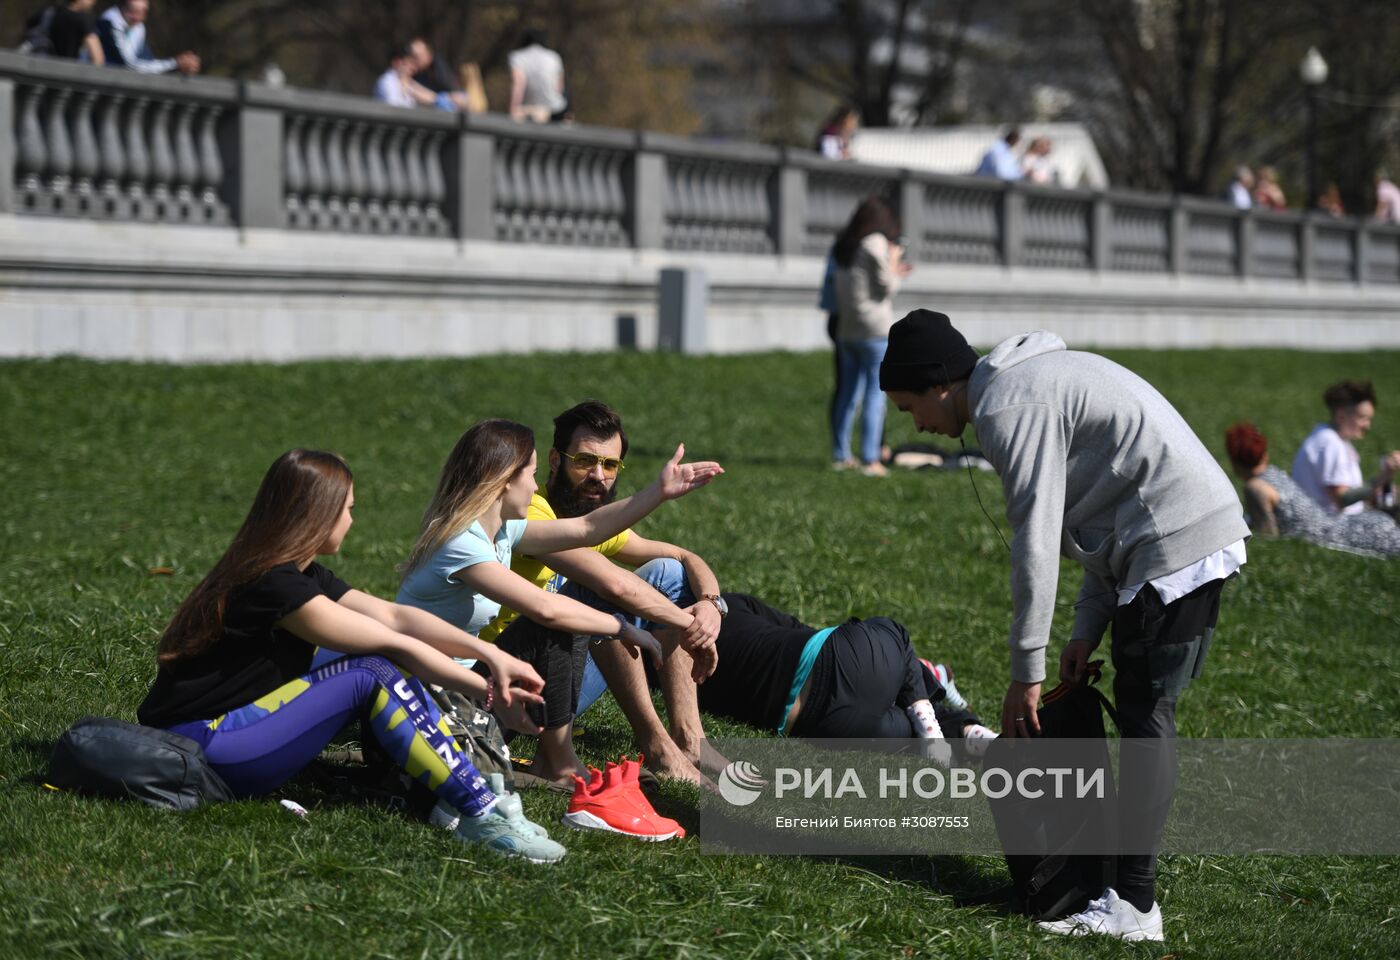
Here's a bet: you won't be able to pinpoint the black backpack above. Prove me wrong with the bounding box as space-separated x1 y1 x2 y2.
986 662 1120 921
46 716 234 811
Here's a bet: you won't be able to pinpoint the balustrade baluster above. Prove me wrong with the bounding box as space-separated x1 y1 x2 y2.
302 118 327 229
93 93 126 220
173 101 200 220
69 91 98 213
400 128 427 235
123 97 152 221
754 171 773 252
522 142 548 241
604 152 626 246
720 168 743 251
661 163 679 248
196 106 224 224
323 120 348 230
283 115 306 227
554 147 578 243
147 100 176 220
509 141 534 241
541 146 565 242
702 166 723 251
362 125 387 232
343 123 367 232
671 163 694 249
16 85 48 211
421 130 446 236
580 150 601 244
43 88 73 214
382 127 408 233
492 138 515 240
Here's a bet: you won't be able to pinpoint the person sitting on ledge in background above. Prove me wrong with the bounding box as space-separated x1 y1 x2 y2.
1226 422 1399 558
19 0 105 64
136 449 566 864
655 592 996 761
508 27 568 123
373 43 440 109
1291 379 1400 519
96 0 198 75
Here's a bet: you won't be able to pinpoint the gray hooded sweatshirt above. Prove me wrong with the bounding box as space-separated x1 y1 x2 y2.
967 332 1249 684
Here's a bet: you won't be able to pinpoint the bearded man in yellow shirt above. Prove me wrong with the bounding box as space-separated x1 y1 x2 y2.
480 400 725 784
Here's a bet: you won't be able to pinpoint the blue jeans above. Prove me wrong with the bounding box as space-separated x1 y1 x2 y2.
561 558 694 715
831 337 888 465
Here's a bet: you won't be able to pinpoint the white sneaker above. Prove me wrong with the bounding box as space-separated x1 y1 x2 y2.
1037 888 1164 942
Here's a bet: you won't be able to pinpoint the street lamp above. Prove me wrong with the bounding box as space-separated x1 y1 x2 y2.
1300 46 1328 210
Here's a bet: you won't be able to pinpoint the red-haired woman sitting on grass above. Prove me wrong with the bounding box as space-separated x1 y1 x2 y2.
1225 423 1399 559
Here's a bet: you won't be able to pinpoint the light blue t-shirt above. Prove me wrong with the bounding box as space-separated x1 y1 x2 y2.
974 138 1022 180
396 519 528 637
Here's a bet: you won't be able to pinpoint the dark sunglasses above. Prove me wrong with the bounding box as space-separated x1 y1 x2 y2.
558 450 626 474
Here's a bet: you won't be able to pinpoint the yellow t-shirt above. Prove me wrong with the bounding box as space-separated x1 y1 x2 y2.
477 492 631 641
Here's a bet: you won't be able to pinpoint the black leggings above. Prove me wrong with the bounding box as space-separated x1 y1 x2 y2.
789 617 979 739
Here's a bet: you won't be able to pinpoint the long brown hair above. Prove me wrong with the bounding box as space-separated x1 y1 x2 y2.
157 449 353 663
400 419 536 579
833 195 900 268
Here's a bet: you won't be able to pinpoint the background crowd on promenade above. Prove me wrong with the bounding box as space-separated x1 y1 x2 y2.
18 0 570 126
19 1 1400 220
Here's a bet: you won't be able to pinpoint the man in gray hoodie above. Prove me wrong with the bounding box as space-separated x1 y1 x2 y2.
880 310 1248 943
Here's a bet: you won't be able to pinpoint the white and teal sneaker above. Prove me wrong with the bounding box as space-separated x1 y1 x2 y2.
1036 888 1164 942
455 803 566 864
432 774 550 839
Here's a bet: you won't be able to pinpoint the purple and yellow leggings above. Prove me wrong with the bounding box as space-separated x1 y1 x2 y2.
166 655 496 817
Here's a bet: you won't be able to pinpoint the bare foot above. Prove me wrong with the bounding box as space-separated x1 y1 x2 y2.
524 759 587 787
695 740 730 777
644 746 704 786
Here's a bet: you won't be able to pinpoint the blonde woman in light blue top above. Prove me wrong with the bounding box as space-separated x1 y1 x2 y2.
398 418 723 785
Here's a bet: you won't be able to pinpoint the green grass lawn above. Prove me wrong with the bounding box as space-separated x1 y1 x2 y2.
2 347 1398 959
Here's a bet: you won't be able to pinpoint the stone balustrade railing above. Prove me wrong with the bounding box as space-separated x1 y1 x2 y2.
3 50 1398 286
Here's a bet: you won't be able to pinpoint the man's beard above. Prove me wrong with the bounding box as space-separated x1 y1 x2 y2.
546 468 618 518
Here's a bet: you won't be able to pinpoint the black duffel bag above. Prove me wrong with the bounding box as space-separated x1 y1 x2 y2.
986 661 1120 921
46 716 234 812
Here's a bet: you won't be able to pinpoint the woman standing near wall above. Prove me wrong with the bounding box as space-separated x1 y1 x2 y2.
831 196 909 477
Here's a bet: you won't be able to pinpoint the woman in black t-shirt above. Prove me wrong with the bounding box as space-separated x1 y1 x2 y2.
137 448 567 864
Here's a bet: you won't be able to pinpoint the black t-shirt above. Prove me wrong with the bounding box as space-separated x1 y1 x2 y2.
413 58 460 94
46 7 94 60
137 562 351 728
698 593 829 731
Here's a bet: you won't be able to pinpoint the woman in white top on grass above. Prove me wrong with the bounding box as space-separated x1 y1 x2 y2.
1292 379 1399 517
397 418 722 785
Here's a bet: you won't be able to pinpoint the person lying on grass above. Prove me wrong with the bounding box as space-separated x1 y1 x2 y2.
646 593 997 758
396 419 723 788
137 449 568 864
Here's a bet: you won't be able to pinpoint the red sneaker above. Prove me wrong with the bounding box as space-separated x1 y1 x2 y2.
620 756 685 838
561 755 683 841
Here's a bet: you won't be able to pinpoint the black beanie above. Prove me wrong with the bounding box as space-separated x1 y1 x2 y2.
879 310 979 392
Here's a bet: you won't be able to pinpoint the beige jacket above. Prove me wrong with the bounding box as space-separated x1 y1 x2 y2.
834 233 900 341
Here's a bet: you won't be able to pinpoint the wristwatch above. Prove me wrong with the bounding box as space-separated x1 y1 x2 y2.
701 594 728 618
